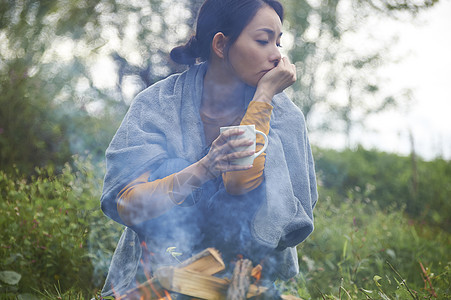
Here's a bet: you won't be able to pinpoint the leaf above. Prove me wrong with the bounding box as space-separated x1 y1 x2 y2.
360 288 373 294
4 253 23 265
166 247 177 253
166 246 183 263
385 248 396 259
373 275 382 287
0 270 21 285
342 239 348 259
377 291 391 300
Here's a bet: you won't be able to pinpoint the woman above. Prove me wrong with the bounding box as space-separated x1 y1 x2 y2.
100 0 317 297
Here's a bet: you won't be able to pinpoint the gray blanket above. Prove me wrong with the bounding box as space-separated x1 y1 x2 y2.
100 62 317 295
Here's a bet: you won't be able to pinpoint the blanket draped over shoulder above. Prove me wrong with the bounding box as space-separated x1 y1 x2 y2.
100 62 317 294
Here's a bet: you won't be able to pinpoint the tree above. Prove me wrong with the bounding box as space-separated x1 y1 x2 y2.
0 0 438 173
281 0 437 141
0 0 106 172
0 0 195 173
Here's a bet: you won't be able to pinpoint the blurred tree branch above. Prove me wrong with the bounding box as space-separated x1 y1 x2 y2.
282 0 436 142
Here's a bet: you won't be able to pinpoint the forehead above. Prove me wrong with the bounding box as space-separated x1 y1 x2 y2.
243 5 282 35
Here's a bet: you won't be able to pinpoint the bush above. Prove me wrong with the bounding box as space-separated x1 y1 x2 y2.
314 146 451 230
291 192 451 299
0 156 122 298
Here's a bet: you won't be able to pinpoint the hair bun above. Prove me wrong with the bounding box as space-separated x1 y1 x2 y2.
187 36 199 51
170 35 200 65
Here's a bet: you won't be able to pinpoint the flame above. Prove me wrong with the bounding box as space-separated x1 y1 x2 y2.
137 279 152 300
163 290 172 300
111 284 120 299
141 259 153 280
141 240 149 251
111 240 173 300
251 264 262 283
148 279 164 299
140 241 154 280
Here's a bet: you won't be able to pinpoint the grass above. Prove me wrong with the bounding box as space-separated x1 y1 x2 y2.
1 153 450 299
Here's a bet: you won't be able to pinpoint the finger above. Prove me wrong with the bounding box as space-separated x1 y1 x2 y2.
216 148 253 169
221 128 245 139
281 56 291 66
211 129 243 148
225 149 255 161
226 138 254 151
212 138 251 158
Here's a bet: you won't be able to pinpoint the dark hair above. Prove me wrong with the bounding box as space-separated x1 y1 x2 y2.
170 0 284 65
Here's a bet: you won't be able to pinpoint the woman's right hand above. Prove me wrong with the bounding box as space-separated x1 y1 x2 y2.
198 128 255 178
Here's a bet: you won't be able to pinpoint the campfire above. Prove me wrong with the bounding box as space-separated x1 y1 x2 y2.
115 248 302 300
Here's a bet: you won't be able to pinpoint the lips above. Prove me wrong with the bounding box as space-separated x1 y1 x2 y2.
262 65 276 73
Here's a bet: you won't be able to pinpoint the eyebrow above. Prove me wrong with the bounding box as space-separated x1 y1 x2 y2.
256 28 283 37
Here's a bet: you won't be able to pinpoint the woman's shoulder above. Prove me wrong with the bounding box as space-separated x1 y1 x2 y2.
131 63 204 106
272 92 306 122
134 73 183 102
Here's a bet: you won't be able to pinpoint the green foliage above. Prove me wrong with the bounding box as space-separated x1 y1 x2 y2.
290 196 450 299
314 146 451 229
415 157 451 227
1 148 450 299
1 0 440 176
0 156 122 298
0 0 127 174
276 147 451 299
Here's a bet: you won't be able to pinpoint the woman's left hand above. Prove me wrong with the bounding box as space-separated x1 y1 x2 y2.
255 57 297 101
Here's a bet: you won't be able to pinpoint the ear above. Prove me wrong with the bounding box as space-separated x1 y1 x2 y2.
211 32 228 59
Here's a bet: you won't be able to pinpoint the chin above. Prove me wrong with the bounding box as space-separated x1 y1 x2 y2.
241 74 261 88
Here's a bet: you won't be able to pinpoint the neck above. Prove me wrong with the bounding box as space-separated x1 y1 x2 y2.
201 60 246 114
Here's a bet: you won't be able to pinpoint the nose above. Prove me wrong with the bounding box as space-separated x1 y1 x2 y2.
269 46 282 66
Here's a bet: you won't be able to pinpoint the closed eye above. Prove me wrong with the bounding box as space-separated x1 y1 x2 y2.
257 40 282 48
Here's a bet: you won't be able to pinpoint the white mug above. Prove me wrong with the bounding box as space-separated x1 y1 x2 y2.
219 124 268 166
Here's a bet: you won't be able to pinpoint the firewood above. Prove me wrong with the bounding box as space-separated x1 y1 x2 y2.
179 247 225 275
250 264 262 281
246 285 268 298
155 266 268 299
156 266 229 299
226 259 253 300
118 248 302 300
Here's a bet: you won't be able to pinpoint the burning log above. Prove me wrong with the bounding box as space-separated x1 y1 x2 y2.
156 266 229 299
179 247 225 275
116 248 225 299
250 264 262 282
155 266 269 299
116 277 166 300
117 248 303 300
226 259 253 300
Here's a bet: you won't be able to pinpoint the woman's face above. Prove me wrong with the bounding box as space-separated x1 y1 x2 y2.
227 5 283 87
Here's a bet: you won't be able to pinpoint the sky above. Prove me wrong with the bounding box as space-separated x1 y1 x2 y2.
309 0 451 160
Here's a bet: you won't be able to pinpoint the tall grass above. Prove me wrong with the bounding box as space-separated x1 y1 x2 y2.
280 193 450 299
0 156 122 298
1 151 450 299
